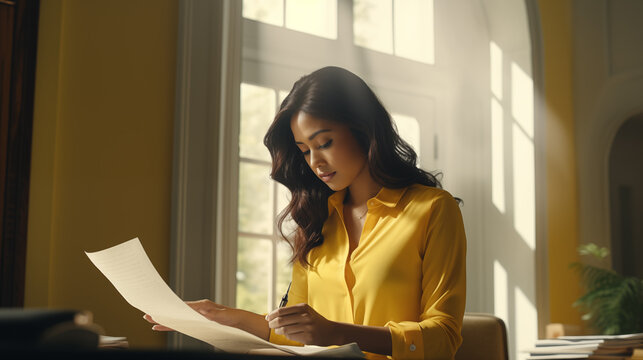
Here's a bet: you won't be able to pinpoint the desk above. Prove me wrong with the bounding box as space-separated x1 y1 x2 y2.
2 349 364 360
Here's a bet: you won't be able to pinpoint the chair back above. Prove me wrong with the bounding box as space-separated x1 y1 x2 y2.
454 313 509 360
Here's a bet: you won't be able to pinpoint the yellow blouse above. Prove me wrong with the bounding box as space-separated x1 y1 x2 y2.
269 184 467 360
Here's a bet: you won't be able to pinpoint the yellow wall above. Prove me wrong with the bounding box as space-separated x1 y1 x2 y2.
23 0 586 347
539 0 584 328
26 0 178 347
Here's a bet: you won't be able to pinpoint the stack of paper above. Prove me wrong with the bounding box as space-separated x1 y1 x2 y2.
524 333 643 360
86 238 364 358
99 335 129 349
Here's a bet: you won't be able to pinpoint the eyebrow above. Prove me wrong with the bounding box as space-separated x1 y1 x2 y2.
295 129 331 144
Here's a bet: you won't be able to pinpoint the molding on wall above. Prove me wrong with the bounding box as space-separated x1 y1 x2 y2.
169 0 242 349
583 77 643 254
526 0 549 339
0 0 40 307
574 0 643 268
214 0 242 310
605 0 614 76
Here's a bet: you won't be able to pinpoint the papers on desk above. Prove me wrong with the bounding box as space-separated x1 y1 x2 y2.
86 238 363 358
99 335 129 349
524 333 643 360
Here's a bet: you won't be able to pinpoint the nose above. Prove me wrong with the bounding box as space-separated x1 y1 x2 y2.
308 149 325 169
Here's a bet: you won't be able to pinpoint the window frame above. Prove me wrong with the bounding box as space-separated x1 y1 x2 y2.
236 0 438 314
168 0 242 348
170 0 550 352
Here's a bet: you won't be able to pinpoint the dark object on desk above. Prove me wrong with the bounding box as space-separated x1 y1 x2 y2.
455 313 509 360
1 349 365 360
0 308 100 350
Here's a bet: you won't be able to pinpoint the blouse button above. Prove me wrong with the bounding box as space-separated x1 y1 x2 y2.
409 344 416 352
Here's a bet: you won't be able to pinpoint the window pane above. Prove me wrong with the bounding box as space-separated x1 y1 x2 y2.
243 0 284 26
276 182 298 238
275 240 294 307
286 0 337 39
394 0 434 64
239 162 274 235
353 0 393 54
240 83 276 161
236 236 272 313
279 90 289 106
391 113 421 159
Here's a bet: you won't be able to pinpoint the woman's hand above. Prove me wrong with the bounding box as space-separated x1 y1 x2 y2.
143 313 173 331
265 303 341 346
144 300 270 340
185 300 240 327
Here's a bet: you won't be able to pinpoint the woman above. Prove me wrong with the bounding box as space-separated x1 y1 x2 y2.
146 66 466 360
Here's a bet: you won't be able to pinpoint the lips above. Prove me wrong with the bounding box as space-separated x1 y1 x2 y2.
318 171 336 182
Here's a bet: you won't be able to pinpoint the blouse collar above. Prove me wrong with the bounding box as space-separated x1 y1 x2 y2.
327 186 408 217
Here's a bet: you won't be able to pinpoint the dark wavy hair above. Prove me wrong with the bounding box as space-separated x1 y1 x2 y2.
263 66 444 267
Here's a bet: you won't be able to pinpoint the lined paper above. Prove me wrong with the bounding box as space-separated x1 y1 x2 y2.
86 238 362 357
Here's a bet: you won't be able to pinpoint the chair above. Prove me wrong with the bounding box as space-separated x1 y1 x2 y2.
454 313 509 360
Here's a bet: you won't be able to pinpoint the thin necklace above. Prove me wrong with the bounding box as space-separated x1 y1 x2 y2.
357 205 368 220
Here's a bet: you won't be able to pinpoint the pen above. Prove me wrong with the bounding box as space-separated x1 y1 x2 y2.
279 282 291 308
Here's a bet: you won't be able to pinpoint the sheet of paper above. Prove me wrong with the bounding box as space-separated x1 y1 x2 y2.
526 355 589 360
86 238 363 358
524 343 598 354
557 333 643 341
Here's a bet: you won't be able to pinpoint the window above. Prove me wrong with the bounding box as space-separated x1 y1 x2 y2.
236 84 294 312
354 0 435 64
174 1 542 357
236 0 435 314
243 0 338 39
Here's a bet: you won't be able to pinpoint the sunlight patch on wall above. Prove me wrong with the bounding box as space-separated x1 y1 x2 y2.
510 61 535 250
490 41 505 214
512 123 536 250
493 260 509 326
491 98 506 213
514 286 538 360
511 63 534 138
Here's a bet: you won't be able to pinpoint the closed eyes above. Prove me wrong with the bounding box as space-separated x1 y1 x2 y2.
319 139 333 149
301 139 333 155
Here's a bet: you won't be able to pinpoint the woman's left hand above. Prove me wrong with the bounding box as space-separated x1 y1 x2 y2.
265 303 341 346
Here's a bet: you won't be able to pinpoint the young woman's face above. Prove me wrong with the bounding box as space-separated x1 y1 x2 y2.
290 111 368 191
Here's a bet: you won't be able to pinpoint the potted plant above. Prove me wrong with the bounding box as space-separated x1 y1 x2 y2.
571 243 643 335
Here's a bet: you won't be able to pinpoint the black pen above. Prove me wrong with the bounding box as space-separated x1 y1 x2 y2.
279 282 291 308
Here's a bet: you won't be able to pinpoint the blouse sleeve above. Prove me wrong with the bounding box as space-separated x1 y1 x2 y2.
386 193 467 360
268 258 308 346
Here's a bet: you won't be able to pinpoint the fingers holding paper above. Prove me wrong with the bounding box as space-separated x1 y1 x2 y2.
143 314 174 331
265 303 340 346
144 299 235 332
185 299 239 327
144 299 275 340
